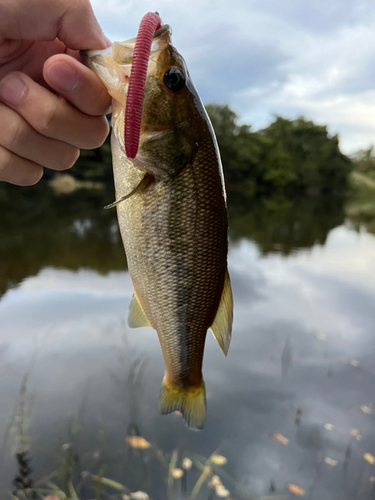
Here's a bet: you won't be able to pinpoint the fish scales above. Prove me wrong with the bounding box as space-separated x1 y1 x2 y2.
116 135 228 388
83 21 233 429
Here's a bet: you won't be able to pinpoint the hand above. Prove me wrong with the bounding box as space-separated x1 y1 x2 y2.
0 0 112 186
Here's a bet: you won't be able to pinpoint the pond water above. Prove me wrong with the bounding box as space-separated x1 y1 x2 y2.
1 184 375 500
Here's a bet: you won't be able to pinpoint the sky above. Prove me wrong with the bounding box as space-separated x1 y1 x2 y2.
91 0 375 154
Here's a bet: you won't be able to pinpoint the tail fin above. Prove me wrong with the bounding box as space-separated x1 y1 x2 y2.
159 377 206 430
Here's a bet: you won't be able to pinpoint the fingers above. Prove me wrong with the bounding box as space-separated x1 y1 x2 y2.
0 103 80 170
0 0 111 51
0 101 81 186
0 146 43 186
0 71 109 149
0 0 112 187
43 54 111 116
57 0 112 50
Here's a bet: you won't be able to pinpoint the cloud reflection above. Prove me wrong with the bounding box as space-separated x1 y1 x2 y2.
1 224 375 497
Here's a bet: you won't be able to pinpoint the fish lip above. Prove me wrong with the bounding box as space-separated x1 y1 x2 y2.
80 46 113 67
154 24 172 38
80 24 172 68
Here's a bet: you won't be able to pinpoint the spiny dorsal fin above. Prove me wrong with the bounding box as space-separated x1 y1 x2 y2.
209 269 233 356
159 376 206 430
128 292 151 328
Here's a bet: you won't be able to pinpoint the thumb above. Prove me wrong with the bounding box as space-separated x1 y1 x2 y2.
55 1 112 50
0 0 111 50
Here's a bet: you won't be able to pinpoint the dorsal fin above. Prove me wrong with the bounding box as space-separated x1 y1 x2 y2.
209 270 233 356
128 292 151 328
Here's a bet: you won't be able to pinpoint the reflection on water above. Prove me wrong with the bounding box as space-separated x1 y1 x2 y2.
228 194 347 255
1 183 375 499
0 183 125 297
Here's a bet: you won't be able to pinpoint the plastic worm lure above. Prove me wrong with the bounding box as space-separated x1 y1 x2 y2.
124 12 162 159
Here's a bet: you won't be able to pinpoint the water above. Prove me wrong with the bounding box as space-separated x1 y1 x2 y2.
1 183 375 499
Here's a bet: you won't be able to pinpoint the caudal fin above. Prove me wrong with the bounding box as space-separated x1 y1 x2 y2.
159 377 206 430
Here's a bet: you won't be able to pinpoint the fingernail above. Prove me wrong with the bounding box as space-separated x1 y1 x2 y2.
47 61 80 92
0 74 27 106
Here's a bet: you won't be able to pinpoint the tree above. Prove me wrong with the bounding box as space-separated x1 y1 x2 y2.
205 104 353 198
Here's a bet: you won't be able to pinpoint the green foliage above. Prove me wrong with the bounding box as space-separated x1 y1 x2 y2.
73 134 113 183
351 145 375 180
206 104 353 198
206 104 268 197
0 182 127 297
42 105 353 197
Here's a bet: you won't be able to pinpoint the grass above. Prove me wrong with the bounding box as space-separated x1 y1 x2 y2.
9 437 261 500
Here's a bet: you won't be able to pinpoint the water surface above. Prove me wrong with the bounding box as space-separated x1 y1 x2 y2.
1 185 375 499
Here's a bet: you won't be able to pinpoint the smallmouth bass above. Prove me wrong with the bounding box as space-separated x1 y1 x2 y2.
83 16 233 429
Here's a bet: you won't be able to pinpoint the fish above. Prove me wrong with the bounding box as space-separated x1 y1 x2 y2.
82 15 233 429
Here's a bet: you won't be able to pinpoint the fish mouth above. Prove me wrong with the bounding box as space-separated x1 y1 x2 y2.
79 46 113 67
80 24 172 67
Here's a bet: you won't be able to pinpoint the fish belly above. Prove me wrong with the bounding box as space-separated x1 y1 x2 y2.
115 138 228 389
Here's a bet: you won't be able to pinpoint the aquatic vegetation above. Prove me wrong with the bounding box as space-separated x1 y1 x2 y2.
6 353 250 500
9 439 249 500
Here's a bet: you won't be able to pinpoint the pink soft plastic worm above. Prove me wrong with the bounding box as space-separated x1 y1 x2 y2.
125 12 162 159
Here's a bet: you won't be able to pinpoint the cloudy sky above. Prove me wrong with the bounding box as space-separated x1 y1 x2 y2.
91 0 375 154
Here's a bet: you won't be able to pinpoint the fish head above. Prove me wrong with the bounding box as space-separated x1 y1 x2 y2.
82 25 207 178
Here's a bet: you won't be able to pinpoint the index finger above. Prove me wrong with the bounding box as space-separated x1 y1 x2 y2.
0 0 109 50
43 54 111 116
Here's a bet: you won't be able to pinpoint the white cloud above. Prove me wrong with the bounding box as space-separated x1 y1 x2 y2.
90 0 375 152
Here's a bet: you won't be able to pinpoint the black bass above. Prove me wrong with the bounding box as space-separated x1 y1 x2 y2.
83 14 233 429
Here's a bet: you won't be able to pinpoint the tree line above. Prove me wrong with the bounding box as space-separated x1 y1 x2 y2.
49 103 354 199
205 104 353 199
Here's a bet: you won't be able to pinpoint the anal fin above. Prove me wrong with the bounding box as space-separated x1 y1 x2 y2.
209 269 233 356
128 292 151 328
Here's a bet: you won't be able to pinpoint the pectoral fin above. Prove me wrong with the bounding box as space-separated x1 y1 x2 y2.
209 270 233 356
104 175 150 209
128 292 151 328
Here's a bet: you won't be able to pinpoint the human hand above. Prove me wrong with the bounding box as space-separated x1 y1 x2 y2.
0 0 112 186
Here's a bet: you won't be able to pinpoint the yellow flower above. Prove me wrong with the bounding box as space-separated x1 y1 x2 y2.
171 468 184 479
209 475 222 488
211 454 227 465
126 436 151 449
364 453 375 465
215 485 230 497
182 457 193 470
286 483 306 496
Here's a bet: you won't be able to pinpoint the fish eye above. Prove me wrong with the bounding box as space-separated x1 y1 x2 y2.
163 67 186 92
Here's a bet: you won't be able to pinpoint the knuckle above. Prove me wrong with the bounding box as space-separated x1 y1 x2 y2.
0 148 12 180
39 102 59 135
6 119 26 150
